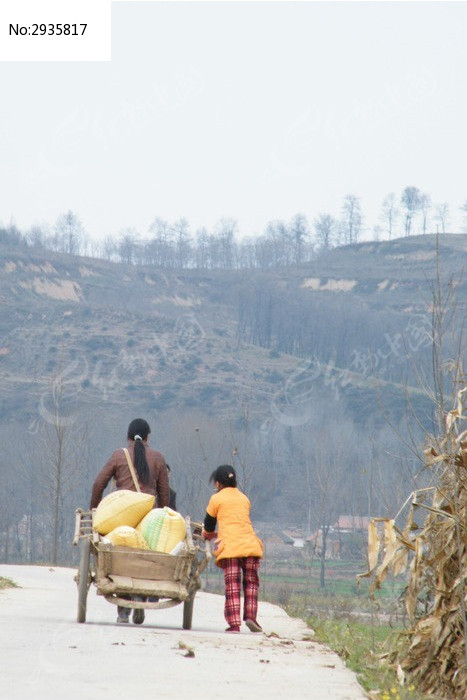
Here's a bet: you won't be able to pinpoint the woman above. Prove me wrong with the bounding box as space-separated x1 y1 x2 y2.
90 418 169 510
90 417 170 624
202 464 263 633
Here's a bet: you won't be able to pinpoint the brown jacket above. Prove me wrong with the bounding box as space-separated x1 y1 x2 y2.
90 441 170 510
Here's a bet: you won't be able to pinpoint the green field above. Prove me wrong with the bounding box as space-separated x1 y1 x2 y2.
304 616 433 700
204 554 407 616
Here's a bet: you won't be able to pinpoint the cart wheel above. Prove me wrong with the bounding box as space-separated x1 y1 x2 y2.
183 595 195 630
77 539 91 623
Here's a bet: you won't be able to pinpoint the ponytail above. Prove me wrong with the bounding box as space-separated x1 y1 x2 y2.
133 436 149 484
209 464 237 487
127 418 150 485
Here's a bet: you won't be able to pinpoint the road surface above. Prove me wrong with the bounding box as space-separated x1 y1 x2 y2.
0 565 368 700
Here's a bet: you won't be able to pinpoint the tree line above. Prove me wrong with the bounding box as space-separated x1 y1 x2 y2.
1 187 466 270
0 385 422 568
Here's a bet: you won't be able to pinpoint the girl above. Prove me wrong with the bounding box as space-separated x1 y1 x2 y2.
203 465 263 633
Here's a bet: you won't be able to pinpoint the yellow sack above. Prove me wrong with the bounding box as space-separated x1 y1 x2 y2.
136 507 186 553
93 490 155 535
104 525 149 549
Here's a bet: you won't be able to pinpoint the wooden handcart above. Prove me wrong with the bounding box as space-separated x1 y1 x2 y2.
72 508 211 629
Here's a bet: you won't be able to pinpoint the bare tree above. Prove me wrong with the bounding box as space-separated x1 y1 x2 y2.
248 236 268 269
54 210 84 255
380 193 399 239
160 414 228 519
290 213 310 264
35 373 87 564
314 213 336 251
264 219 293 267
0 444 16 561
101 235 117 261
314 428 353 586
227 390 259 496
214 218 238 269
0 221 23 247
117 228 138 265
372 224 383 241
194 227 210 268
341 194 363 244
419 192 432 235
401 186 421 236
173 217 192 269
434 202 450 234
148 217 175 267
25 224 48 249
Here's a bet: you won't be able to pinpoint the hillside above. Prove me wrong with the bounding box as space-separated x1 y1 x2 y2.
1 234 464 423
0 234 465 551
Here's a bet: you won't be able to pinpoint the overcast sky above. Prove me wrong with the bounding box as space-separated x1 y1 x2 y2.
1 1 467 241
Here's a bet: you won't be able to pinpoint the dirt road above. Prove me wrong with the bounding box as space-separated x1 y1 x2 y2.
0 565 367 700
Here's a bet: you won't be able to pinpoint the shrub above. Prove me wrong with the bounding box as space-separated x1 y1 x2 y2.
85 336 115 351
264 369 283 383
216 360 237 372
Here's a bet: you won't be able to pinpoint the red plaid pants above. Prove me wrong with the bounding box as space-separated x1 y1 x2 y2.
220 556 260 628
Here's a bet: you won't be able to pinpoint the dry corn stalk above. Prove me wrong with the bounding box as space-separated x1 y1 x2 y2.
358 387 466 698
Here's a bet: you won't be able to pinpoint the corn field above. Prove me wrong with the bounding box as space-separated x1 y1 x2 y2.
359 387 466 698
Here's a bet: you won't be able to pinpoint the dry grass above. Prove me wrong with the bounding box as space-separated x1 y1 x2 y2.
0 576 18 589
359 387 466 699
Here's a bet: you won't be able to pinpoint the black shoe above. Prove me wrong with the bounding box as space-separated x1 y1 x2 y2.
133 608 145 625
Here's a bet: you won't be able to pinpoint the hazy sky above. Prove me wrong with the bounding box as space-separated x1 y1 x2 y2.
2 1 467 241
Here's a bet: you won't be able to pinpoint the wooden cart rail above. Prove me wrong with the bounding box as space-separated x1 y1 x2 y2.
73 508 95 545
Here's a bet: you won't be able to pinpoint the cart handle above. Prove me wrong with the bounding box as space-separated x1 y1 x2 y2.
196 539 212 577
73 508 83 546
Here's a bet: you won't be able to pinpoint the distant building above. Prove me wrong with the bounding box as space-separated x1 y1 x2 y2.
332 515 370 532
305 515 370 560
261 533 284 546
282 528 305 548
254 524 298 553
